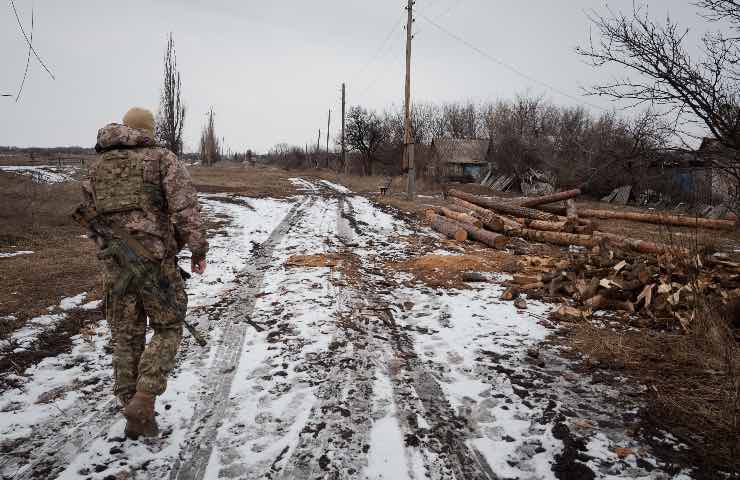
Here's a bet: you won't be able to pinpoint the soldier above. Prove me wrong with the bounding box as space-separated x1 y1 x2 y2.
80 107 208 438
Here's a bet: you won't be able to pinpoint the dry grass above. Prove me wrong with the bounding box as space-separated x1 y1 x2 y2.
0 172 103 329
560 219 740 476
285 254 345 268
565 317 739 476
189 163 300 198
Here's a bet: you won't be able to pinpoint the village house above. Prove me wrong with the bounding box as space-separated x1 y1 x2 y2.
426 138 491 182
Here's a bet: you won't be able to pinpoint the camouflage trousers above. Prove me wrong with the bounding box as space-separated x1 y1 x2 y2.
105 256 187 399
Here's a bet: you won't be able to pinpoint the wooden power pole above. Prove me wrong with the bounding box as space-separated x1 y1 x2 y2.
341 83 347 174
326 108 331 168
403 0 416 200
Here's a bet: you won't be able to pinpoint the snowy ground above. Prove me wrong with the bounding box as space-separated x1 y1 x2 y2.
0 180 692 480
0 165 79 183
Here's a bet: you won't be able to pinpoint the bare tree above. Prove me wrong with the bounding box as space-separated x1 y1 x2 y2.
345 106 388 175
577 2 740 152
442 102 479 139
156 33 186 156
199 108 221 166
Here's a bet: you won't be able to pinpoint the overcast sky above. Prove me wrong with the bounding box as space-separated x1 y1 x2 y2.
0 1 710 153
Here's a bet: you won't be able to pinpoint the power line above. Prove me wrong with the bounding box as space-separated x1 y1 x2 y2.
15 1 34 102
9 0 55 80
418 12 608 111
349 16 404 85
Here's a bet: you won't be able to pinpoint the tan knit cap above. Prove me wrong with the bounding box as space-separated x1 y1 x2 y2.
122 107 155 136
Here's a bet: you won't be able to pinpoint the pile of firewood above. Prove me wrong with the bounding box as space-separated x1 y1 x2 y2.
425 188 739 327
502 248 740 328
426 189 735 255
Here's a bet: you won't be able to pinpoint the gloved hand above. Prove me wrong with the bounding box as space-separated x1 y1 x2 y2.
191 256 206 274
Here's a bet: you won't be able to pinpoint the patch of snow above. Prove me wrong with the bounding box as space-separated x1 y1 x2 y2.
364 370 413 480
0 320 111 445
289 177 319 193
0 250 34 258
60 293 87 311
0 165 75 183
0 293 94 358
80 300 102 311
319 179 352 194
179 195 295 309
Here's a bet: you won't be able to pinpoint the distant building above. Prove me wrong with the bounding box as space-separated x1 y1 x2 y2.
426 138 491 182
697 137 738 204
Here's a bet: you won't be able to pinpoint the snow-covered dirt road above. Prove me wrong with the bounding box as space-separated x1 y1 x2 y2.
1 180 689 479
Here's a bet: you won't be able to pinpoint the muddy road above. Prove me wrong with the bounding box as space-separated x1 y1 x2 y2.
1 179 690 479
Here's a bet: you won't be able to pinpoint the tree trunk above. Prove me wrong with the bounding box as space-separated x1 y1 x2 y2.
512 228 595 248
578 208 735 230
515 189 582 207
449 189 566 222
538 204 734 230
435 207 482 228
427 212 468 241
484 219 596 248
455 220 510 249
449 197 506 231
515 218 569 232
592 231 685 255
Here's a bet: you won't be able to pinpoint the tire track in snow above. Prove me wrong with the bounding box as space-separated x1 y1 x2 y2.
274 192 497 479
168 196 313 480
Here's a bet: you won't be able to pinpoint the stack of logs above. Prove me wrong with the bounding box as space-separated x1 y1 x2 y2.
502 247 740 328
426 188 735 255
426 188 739 326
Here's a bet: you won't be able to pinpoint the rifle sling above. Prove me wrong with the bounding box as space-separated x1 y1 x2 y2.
76 206 158 263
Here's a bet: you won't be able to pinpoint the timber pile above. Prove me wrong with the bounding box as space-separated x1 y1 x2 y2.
423 187 739 327
504 248 740 329
426 189 734 255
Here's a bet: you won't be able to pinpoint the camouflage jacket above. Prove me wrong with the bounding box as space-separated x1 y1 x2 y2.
81 123 208 260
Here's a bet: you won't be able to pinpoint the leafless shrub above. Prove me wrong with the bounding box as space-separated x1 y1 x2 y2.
579 1 740 208
199 107 221 167
156 33 186 156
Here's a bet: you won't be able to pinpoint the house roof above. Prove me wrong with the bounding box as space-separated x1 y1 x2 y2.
431 138 490 165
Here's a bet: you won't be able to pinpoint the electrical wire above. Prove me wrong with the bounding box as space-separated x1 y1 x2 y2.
418 12 607 111
15 1 34 102
9 0 54 80
348 16 404 85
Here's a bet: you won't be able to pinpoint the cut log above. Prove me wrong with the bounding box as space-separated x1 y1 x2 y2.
592 231 685 255
515 218 570 232
436 206 482 228
511 274 542 285
462 272 488 282
427 213 468 242
455 220 510 249
485 220 596 248
586 294 635 313
582 208 735 230
501 286 520 300
449 189 566 222
516 189 582 208
444 203 479 216
449 197 506 231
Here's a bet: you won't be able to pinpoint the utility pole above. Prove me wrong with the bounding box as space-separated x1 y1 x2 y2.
316 129 321 169
326 108 331 169
403 0 416 200
341 83 347 174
